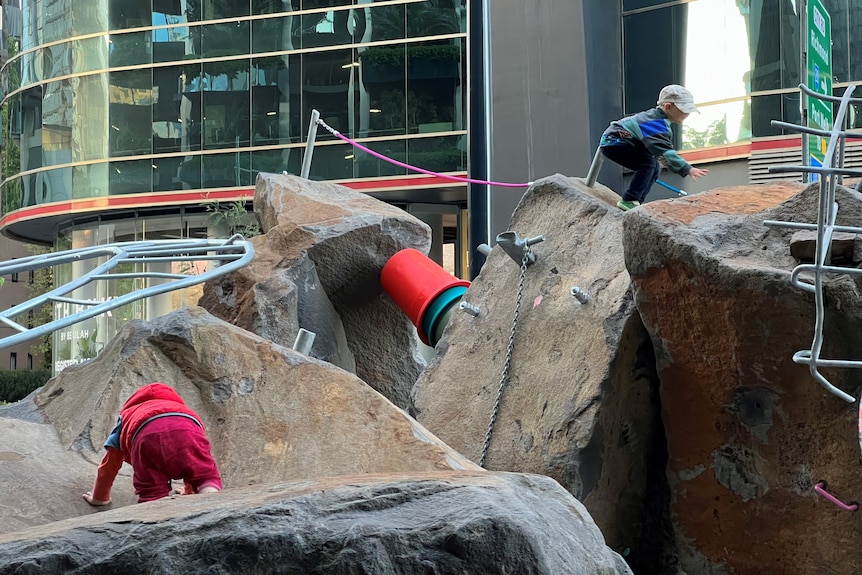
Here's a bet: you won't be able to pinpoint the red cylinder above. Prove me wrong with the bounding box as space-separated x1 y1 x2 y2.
381 248 470 344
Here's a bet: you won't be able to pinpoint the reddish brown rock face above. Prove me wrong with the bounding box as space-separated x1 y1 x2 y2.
628 182 862 574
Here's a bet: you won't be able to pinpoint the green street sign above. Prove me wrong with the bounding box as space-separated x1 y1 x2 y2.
806 0 832 177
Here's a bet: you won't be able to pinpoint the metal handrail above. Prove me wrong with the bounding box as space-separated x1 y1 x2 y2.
0 235 254 351
764 83 862 403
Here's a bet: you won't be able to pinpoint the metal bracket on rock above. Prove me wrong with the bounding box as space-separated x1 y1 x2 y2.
495 231 544 267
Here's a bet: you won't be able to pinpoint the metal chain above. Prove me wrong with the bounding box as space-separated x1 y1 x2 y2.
479 249 530 468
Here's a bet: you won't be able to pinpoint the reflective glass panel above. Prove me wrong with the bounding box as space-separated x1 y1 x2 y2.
407 134 465 173
178 155 202 188
359 44 406 137
251 57 286 146
851 4 862 81
406 0 460 38
110 0 152 30
684 0 751 103
251 149 289 179
682 100 751 150
109 31 152 68
42 80 73 168
369 4 405 42
40 166 72 203
405 40 464 134
73 163 109 199
202 152 251 188
302 48 355 140
153 66 185 154
201 59 251 150
152 157 186 191
201 21 250 58
109 159 153 194
109 69 154 157
72 74 110 163
353 139 407 178
308 142 356 180
623 7 682 114
254 0 292 15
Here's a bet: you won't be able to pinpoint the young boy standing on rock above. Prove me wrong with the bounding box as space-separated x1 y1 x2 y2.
83 382 222 505
599 84 710 210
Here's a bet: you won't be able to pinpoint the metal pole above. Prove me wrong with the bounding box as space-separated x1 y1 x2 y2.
300 109 321 179
585 147 604 187
293 328 316 356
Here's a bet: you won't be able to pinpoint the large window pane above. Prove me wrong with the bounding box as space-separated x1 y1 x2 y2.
153 157 186 191
303 49 355 140
353 139 407 178
178 155 202 188
252 15 295 54
750 94 782 137
685 0 750 104
407 134 465 173
110 0 152 30
308 142 357 180
254 0 293 15
153 66 184 154
251 57 286 146
745 0 801 92
682 101 751 150
40 166 72 203
202 59 251 149
109 69 154 157
201 21 249 58
251 149 289 179
406 40 464 134
73 74 110 163
110 31 152 68
369 4 405 42
73 163 109 199
202 152 251 188
109 159 152 194
43 80 73 168
623 6 684 114
851 4 862 82
179 63 204 152
360 44 406 137
406 0 460 38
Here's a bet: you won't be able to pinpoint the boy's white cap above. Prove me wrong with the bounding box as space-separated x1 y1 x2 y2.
658 84 699 113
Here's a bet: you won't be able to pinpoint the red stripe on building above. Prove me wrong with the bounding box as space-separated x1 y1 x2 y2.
0 174 466 229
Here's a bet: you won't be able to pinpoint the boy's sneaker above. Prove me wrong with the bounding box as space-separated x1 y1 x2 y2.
617 200 640 211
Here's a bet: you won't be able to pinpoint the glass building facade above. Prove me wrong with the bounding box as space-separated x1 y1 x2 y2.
0 0 468 371
622 0 862 150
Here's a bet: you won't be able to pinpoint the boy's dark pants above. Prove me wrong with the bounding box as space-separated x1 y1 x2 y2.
600 143 661 203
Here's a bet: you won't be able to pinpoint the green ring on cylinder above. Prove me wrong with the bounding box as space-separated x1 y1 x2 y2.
420 285 468 345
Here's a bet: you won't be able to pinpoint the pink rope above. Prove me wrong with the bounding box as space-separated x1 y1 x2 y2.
326 126 532 188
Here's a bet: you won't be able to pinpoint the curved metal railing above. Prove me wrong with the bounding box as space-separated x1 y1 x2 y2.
0 235 254 351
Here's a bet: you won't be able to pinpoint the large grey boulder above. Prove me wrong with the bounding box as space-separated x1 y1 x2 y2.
199 173 432 409
412 174 668 571
0 471 632 575
14 305 477 533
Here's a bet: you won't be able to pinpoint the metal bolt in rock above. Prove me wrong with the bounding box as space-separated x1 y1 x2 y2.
570 286 589 304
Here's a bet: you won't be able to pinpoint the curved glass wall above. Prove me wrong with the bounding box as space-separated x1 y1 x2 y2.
622 0 862 150
1 0 468 213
